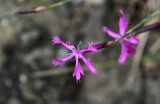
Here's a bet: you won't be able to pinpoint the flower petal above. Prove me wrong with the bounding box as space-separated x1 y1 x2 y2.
81 57 97 74
80 42 99 53
53 37 75 50
72 56 84 81
119 10 128 35
126 36 140 44
103 26 120 39
123 40 136 55
53 36 62 44
52 54 74 66
119 39 137 64
118 43 128 64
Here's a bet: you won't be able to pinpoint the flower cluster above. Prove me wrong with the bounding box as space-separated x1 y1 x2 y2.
52 10 141 81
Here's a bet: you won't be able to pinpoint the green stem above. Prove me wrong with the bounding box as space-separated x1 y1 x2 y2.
48 0 72 9
0 0 73 17
127 10 160 33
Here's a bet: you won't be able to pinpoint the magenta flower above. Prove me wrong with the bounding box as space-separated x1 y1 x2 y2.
52 37 98 81
103 10 140 64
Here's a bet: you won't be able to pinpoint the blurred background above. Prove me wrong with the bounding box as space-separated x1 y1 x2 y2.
0 0 160 104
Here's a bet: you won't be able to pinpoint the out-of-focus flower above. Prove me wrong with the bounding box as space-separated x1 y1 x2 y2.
52 37 98 81
103 10 140 64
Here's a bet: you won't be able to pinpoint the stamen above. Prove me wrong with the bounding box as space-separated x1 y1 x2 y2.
77 41 82 49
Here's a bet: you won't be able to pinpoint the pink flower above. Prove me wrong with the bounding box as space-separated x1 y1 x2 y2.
52 37 98 81
103 10 140 64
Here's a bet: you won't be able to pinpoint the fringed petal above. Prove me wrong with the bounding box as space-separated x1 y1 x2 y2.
119 10 128 35
53 37 75 50
103 26 120 39
72 56 84 81
118 43 128 64
52 54 74 66
81 57 97 74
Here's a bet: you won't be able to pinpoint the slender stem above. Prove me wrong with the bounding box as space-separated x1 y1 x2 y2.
131 21 160 36
13 0 72 15
48 0 72 9
127 10 160 33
